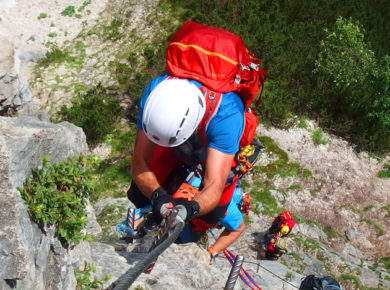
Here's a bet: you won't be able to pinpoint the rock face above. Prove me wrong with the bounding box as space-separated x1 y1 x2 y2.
0 115 89 289
0 32 26 115
1 0 390 289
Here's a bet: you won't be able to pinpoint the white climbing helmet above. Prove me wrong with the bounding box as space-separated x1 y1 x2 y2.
142 78 206 147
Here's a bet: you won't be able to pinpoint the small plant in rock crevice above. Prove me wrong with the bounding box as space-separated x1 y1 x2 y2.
18 155 96 245
74 261 111 290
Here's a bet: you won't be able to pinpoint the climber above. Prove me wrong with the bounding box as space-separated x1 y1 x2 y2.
268 210 296 237
258 233 288 260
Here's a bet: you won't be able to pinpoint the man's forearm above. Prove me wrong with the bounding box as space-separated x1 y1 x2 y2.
130 130 160 199
132 170 161 199
194 181 224 215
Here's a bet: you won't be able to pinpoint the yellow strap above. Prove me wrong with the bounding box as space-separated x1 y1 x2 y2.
169 42 238 66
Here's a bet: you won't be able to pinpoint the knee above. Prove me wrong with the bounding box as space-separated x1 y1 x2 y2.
236 220 245 234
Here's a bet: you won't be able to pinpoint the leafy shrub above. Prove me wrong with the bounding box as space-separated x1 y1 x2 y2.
54 86 124 145
314 17 390 153
165 1 390 154
315 17 376 90
18 155 96 245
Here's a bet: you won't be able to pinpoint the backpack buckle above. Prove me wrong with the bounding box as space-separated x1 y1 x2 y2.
250 62 259 71
239 63 250 71
235 75 241 84
208 91 216 100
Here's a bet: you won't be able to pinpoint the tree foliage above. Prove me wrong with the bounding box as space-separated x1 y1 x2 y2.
166 0 390 153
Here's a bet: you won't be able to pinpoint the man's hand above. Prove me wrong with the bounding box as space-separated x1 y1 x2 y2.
173 198 200 222
151 187 174 222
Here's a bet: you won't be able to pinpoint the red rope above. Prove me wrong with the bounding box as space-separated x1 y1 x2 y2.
223 249 262 290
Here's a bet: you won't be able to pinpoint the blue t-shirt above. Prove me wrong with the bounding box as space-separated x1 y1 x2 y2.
137 74 244 155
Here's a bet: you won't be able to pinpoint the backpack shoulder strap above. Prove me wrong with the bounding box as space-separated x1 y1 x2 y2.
197 86 223 133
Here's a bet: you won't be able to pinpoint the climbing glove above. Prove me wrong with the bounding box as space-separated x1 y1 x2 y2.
173 198 200 222
151 187 174 222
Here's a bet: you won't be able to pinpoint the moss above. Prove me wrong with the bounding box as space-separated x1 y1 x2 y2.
297 118 309 129
378 257 390 273
96 204 126 234
301 168 313 178
292 235 322 252
311 128 330 146
290 251 304 262
91 158 131 203
100 18 128 41
340 204 361 214
250 180 282 216
378 163 390 178
323 227 341 239
361 218 385 235
243 215 252 225
257 136 288 161
288 184 301 190
38 13 48 20
363 205 374 211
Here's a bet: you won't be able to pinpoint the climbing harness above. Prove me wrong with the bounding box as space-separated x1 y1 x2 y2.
231 139 264 180
239 192 252 215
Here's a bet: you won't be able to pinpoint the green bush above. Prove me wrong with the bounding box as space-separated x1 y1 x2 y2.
54 86 124 145
165 0 390 154
314 17 390 153
315 17 376 90
18 155 96 245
